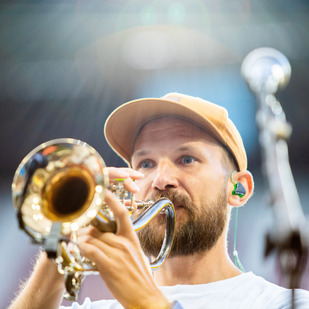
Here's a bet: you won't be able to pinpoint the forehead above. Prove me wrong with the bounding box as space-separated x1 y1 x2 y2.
133 116 219 150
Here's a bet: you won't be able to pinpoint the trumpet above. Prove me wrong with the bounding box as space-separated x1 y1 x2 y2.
11 138 176 301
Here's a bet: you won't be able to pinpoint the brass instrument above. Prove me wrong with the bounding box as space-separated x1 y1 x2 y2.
12 138 176 301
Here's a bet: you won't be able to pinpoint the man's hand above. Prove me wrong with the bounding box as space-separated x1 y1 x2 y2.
77 167 171 309
105 167 144 194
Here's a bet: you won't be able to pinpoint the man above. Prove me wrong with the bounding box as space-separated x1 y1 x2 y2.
9 93 309 309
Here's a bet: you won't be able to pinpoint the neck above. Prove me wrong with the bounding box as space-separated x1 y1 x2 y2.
153 231 242 286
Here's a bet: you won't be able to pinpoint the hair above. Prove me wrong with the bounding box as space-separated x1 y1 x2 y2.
221 144 238 173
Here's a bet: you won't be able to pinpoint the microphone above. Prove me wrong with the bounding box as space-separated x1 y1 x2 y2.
241 47 308 292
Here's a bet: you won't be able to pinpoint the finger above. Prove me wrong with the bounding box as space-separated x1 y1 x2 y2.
104 191 139 241
80 229 138 252
122 177 141 193
78 237 112 266
78 233 138 267
75 226 93 237
105 167 144 193
78 233 150 275
78 237 146 293
77 226 116 245
106 167 144 182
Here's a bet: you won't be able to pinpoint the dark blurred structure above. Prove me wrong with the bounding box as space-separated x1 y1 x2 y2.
0 0 308 308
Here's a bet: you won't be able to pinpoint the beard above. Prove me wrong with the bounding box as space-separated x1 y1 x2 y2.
137 188 228 257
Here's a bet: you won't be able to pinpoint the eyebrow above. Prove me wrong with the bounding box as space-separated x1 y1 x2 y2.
177 146 192 152
132 149 149 159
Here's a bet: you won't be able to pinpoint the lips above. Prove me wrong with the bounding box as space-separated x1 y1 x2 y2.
147 190 192 215
173 204 183 210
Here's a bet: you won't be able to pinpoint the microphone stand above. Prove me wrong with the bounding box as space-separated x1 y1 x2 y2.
241 48 309 308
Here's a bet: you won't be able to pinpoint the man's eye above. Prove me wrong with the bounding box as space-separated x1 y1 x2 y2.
181 156 195 165
140 160 153 169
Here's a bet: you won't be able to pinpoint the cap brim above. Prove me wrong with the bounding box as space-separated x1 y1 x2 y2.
104 97 226 165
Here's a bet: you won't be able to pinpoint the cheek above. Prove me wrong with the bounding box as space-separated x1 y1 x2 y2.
189 176 219 203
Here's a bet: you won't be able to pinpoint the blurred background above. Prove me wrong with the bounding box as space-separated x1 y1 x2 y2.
0 0 308 307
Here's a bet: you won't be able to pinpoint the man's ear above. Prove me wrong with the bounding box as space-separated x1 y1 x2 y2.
228 170 254 207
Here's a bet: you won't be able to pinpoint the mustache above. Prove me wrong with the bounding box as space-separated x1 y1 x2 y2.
148 190 194 212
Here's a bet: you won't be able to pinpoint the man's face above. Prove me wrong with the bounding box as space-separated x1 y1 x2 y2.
131 117 230 257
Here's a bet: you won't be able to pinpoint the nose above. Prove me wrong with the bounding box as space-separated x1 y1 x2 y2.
152 159 179 191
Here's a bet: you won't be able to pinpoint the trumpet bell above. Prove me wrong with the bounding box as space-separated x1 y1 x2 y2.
12 138 107 239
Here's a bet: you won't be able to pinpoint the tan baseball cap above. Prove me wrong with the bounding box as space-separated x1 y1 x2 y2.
104 92 247 171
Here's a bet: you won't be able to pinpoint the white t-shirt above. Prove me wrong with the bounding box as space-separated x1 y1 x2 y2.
60 272 309 309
